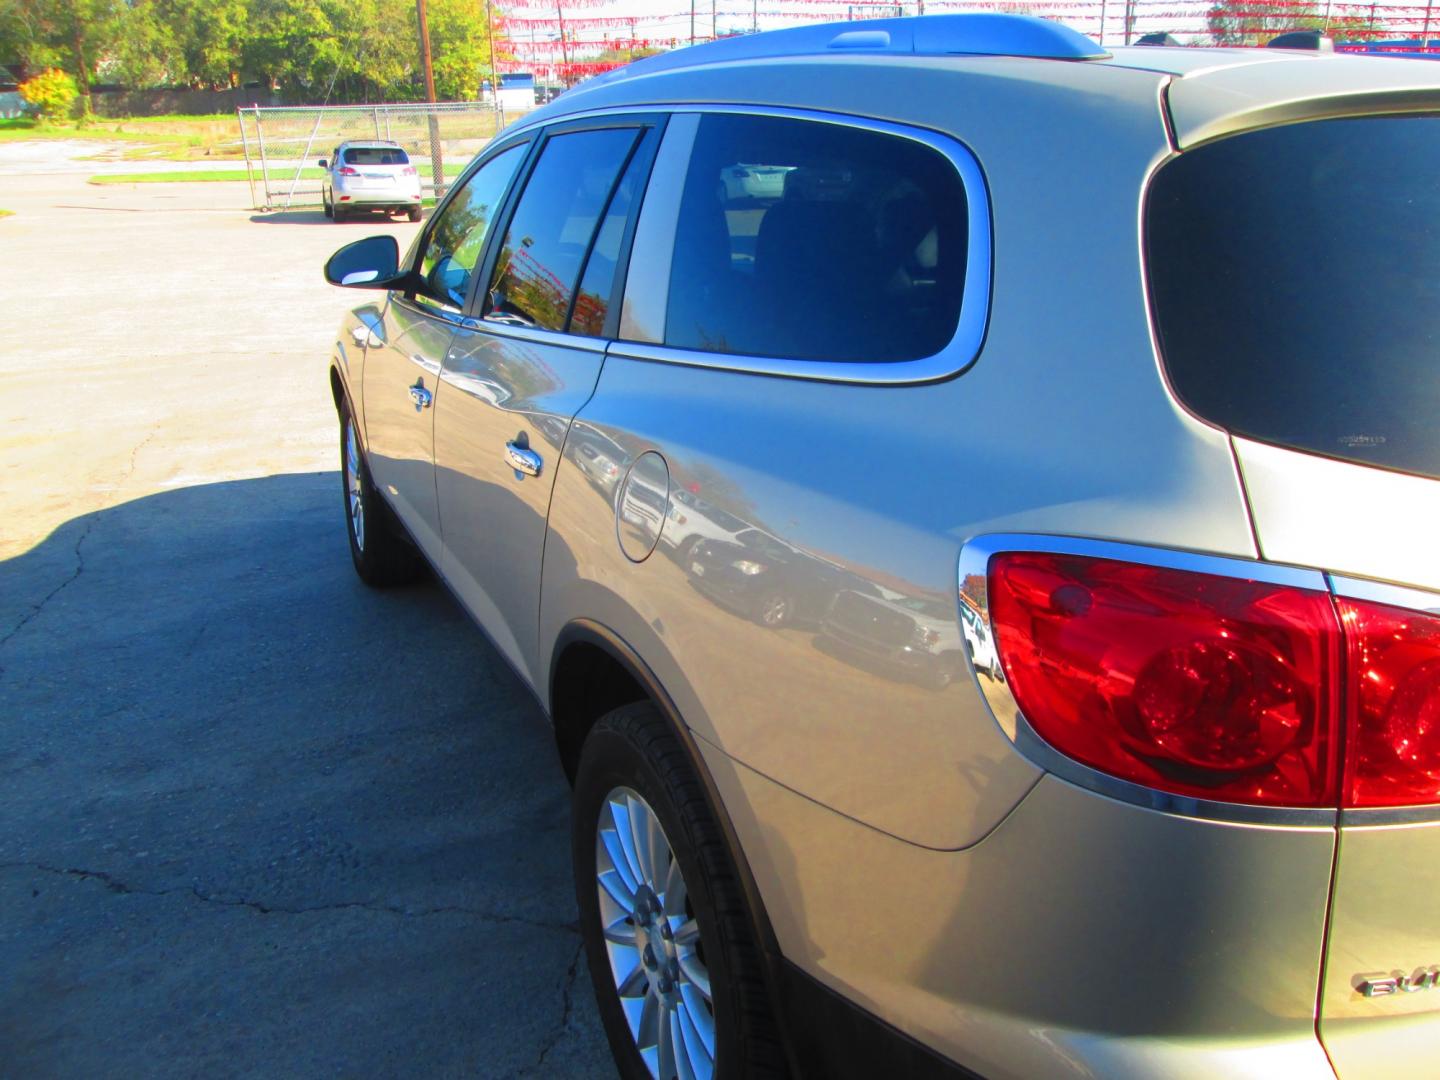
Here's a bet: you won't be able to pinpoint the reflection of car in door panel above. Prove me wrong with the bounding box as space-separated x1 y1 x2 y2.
819 589 966 688
958 600 1001 680
686 527 835 629
658 488 748 561
324 18 1440 1080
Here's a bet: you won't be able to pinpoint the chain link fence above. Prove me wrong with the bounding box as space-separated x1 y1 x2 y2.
236 102 509 211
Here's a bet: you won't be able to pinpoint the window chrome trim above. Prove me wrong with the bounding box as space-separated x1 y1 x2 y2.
595 103 993 385
1328 574 1440 618
957 533 1336 827
465 316 609 354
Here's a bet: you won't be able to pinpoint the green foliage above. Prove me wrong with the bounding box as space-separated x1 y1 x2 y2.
1 0 507 102
0 0 123 104
18 66 77 120
428 0 495 101
112 0 182 88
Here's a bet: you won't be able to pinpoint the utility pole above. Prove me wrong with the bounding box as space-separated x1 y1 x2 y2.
484 0 500 108
556 1 570 85
1123 0 1134 44
690 0 696 46
1098 0 1107 44
752 0 758 32
712 0 717 40
416 0 445 197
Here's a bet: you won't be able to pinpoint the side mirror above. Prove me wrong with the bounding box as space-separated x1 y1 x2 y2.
318 158 328 169
324 235 407 290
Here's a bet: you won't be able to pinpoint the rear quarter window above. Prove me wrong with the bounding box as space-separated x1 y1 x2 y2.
662 113 970 364
1146 115 1440 480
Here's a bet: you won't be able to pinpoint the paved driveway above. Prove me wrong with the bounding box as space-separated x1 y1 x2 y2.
0 146 614 1077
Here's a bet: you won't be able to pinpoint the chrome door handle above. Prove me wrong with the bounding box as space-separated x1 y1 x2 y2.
409 380 432 411
505 441 542 477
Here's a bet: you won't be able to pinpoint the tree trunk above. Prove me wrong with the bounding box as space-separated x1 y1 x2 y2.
71 20 92 115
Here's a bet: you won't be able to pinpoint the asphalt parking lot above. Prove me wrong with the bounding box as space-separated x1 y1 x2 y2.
0 145 614 1077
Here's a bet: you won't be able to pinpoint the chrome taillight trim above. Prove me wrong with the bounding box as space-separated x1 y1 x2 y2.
1328 574 1440 618
958 533 1336 827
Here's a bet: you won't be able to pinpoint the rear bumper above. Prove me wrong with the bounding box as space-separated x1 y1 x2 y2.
699 741 1339 1079
335 186 422 207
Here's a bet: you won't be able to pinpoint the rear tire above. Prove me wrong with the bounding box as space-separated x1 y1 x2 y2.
407 206 422 222
333 202 347 223
340 405 423 587
574 703 786 1080
322 188 333 218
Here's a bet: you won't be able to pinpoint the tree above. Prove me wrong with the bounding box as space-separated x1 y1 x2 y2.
159 0 248 88
17 65 76 119
0 0 123 112
111 1 181 89
427 0 498 100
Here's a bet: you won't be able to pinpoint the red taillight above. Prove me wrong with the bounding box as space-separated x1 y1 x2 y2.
989 553 1341 807
1339 598 1440 807
338 166 360 176
401 165 417 176
988 552 1440 809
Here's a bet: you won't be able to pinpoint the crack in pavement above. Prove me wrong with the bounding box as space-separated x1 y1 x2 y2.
530 937 587 1076
4 862 581 935
0 429 157 666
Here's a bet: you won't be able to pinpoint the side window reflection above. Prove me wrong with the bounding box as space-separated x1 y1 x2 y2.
485 127 639 332
418 143 525 311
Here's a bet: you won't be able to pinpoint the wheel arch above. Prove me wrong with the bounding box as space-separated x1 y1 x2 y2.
329 362 348 417
330 358 366 450
548 618 802 1071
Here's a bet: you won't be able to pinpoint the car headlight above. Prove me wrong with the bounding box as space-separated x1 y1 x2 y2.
732 560 767 576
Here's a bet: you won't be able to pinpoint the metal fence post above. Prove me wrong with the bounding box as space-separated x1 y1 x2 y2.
373 107 381 139
236 106 258 210
427 108 446 201
253 107 273 209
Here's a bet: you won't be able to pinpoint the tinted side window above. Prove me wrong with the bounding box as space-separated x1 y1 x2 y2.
418 143 525 311
1148 116 1440 479
485 127 639 332
663 114 968 363
569 134 652 337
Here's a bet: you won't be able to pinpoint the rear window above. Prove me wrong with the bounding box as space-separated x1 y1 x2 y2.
663 114 969 364
1146 115 1440 479
344 146 409 166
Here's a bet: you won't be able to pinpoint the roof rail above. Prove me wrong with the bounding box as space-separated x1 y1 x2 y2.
582 14 1108 90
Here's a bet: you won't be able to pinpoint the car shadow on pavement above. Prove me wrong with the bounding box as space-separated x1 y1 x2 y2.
0 472 612 1078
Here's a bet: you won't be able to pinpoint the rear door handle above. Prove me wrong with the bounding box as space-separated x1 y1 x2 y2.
409 380 432 411
506 441 542 477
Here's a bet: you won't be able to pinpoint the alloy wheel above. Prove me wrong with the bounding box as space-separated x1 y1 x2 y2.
595 787 715 1080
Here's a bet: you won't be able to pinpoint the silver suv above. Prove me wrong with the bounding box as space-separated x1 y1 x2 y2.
323 16 1440 1078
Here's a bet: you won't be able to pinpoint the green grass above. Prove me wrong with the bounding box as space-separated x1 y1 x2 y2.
89 167 323 184
0 209 12 219
0 115 248 159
